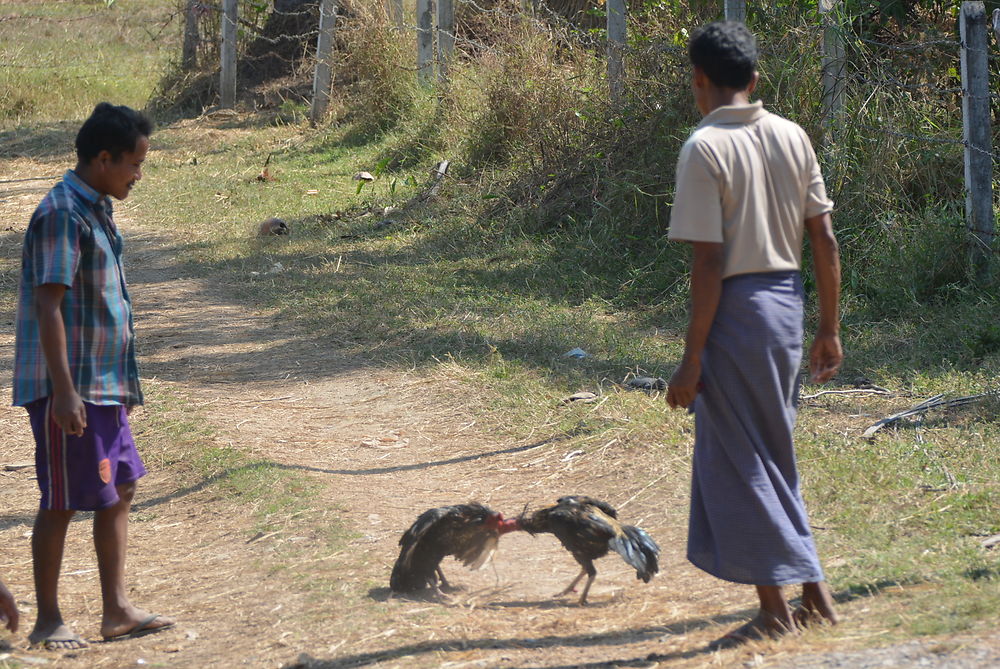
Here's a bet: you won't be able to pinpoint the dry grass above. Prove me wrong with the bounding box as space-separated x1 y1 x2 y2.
1 2 998 667
1 117 998 669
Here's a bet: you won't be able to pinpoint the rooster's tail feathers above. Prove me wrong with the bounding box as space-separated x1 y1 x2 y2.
609 525 660 582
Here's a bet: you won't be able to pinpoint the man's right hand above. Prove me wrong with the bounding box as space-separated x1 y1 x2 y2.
35 283 86 436
50 390 87 437
0 579 18 633
809 333 843 384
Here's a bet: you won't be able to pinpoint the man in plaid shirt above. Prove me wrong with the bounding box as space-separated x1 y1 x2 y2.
13 103 174 649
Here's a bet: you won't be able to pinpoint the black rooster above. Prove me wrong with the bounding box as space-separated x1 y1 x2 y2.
513 496 660 605
390 503 516 594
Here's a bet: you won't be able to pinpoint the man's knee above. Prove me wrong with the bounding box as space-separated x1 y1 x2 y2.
115 481 137 505
35 509 76 527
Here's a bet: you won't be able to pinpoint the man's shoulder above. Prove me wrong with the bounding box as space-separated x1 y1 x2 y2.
30 180 93 228
680 127 720 159
757 110 810 140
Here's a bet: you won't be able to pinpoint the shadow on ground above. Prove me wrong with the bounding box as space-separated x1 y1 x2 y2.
286 583 910 669
0 437 564 531
283 620 725 669
0 121 80 160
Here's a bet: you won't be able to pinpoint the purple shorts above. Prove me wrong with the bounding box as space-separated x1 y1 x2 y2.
27 398 147 511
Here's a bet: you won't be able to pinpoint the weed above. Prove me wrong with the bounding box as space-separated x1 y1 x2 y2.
337 4 416 136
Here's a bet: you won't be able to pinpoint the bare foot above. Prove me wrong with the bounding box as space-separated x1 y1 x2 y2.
28 622 89 650
101 609 175 641
795 581 839 628
709 611 796 650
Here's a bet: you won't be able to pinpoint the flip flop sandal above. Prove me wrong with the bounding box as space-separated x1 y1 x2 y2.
102 614 175 642
31 633 89 651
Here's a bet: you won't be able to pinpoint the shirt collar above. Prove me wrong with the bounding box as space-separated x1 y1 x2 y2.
63 169 112 212
697 101 768 129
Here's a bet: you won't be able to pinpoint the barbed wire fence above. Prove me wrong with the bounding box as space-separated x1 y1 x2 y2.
169 0 997 268
7 2 990 266
813 1 995 276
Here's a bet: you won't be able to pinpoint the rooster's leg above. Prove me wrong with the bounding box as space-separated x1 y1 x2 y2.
555 569 586 598
436 567 452 590
577 572 597 606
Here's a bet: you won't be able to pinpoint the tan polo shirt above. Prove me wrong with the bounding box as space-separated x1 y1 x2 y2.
668 102 833 279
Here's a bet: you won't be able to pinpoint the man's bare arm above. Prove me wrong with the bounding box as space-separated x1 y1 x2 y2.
35 283 87 436
804 213 842 383
667 241 724 409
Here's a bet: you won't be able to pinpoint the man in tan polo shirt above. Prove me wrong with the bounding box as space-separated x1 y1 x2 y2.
665 21 843 647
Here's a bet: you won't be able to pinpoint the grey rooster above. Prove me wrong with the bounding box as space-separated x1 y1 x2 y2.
512 495 660 605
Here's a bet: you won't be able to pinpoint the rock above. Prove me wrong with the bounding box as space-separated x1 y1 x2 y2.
258 217 289 236
625 376 666 391
562 391 598 404
982 534 1000 549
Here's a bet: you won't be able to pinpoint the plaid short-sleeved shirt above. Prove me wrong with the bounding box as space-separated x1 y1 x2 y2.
12 170 143 407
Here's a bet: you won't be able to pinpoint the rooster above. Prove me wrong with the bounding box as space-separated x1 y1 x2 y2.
512 496 659 605
390 503 517 594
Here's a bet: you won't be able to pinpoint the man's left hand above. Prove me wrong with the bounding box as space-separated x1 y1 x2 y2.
667 358 702 409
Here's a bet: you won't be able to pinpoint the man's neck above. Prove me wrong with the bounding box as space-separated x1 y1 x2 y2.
73 162 106 197
703 90 753 115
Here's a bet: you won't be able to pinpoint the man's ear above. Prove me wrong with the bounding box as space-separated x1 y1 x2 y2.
95 149 114 169
692 65 708 90
747 71 760 97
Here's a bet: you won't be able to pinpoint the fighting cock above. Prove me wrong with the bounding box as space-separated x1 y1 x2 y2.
390 503 517 594
512 495 660 605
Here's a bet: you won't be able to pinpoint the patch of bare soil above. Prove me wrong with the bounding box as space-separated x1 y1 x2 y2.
2 154 999 669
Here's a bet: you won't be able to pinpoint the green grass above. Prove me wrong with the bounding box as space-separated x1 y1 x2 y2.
0 0 178 127
128 113 1000 637
3 0 999 645
126 381 343 544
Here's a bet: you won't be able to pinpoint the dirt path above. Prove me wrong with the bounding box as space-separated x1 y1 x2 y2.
2 161 999 669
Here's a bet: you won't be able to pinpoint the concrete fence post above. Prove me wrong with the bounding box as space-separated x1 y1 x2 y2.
724 0 746 23
820 0 846 136
417 0 434 85
437 0 454 84
310 0 337 125
960 1 995 278
220 0 238 108
607 0 626 102
182 0 200 70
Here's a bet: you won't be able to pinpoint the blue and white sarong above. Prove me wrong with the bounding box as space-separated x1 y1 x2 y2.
687 271 824 586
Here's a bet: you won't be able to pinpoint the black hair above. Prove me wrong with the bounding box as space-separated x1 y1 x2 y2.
688 21 758 90
75 103 153 163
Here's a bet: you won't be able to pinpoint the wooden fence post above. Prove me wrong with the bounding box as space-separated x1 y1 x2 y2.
820 0 846 136
960 1 995 278
182 0 199 70
724 0 746 22
437 0 454 84
310 0 337 125
388 0 403 27
220 0 238 108
417 0 434 85
607 0 626 102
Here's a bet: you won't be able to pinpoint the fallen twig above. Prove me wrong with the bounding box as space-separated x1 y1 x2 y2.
800 388 892 400
862 392 997 439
